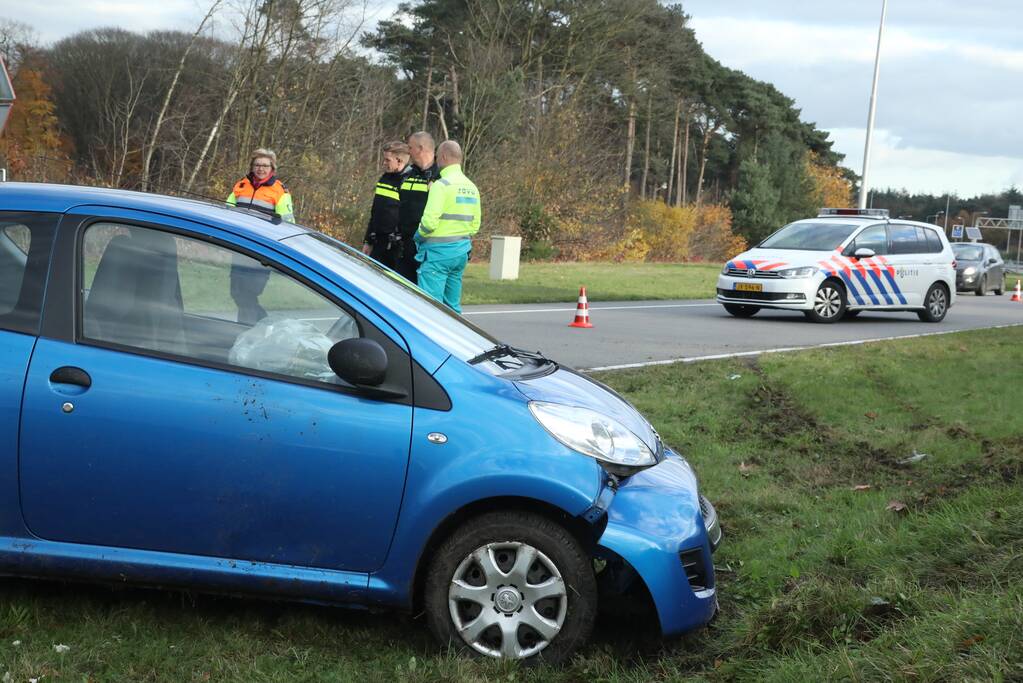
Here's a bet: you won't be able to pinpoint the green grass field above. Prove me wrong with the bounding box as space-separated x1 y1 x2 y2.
461 262 722 304
2 326 1020 681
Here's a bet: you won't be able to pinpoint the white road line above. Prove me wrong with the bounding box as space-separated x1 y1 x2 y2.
583 322 1023 372
463 302 718 316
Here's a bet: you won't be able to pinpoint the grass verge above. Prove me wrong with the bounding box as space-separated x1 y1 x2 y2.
462 262 720 305
2 327 1021 681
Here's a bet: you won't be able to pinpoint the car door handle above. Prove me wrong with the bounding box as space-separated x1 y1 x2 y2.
49 366 92 389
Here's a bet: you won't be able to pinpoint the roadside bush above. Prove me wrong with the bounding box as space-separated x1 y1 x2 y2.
593 200 746 262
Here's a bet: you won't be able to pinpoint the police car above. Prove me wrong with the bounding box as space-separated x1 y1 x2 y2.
717 208 956 323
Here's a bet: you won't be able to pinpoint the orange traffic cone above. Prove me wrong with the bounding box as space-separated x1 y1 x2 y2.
1012 280 1022 303
568 286 593 328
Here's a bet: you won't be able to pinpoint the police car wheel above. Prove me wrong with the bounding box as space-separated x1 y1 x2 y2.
917 283 949 323
424 511 597 665
723 303 760 318
975 275 987 296
805 280 846 323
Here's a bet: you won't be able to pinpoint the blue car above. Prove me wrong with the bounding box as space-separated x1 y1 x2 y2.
0 183 720 663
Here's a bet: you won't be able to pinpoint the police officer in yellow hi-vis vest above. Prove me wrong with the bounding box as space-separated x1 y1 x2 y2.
414 140 480 313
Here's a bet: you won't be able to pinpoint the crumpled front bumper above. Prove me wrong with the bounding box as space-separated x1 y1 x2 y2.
595 452 719 636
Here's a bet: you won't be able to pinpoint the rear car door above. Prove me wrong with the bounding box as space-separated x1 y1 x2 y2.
987 245 1004 288
19 209 414 572
0 213 57 538
885 223 927 305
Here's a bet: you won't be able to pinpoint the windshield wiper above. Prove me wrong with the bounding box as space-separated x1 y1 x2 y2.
468 344 550 366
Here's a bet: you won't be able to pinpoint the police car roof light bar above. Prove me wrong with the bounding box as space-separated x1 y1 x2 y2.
818 208 890 218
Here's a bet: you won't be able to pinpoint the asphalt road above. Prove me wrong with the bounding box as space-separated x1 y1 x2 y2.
462 295 1023 371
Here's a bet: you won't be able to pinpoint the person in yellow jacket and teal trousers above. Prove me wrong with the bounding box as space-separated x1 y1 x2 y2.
414 140 481 312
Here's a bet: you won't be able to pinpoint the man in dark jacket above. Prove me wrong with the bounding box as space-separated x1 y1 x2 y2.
394 131 440 284
362 141 410 270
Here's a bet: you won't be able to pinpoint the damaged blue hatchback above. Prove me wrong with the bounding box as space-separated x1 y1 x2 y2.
0 183 720 663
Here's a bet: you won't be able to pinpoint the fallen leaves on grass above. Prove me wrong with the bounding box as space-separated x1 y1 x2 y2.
851 484 872 491
885 500 908 514
959 634 986 649
738 461 755 476
864 411 878 420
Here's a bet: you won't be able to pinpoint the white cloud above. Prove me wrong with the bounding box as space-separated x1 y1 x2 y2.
829 128 1023 196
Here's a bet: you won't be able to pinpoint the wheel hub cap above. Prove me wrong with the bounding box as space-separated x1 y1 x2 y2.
495 587 521 613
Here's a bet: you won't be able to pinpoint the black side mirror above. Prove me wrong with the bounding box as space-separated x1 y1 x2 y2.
987 258 998 265
328 338 388 387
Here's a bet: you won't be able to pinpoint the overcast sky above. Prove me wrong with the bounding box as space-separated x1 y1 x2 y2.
3 0 1021 198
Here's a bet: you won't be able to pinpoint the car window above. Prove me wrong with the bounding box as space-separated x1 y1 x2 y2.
81 222 360 385
952 244 983 260
851 225 888 255
888 224 921 255
0 213 58 335
921 228 944 254
758 221 861 251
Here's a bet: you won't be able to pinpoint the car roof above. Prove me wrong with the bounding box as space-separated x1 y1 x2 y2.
796 216 947 231
0 182 313 243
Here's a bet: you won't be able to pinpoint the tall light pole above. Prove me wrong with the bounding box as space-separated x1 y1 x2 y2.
858 0 888 209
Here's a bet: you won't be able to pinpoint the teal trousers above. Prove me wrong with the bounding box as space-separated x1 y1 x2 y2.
417 250 469 312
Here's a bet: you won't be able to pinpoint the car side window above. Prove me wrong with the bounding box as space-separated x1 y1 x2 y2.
888 224 921 255
80 222 360 385
917 227 943 254
0 213 58 335
851 225 888 255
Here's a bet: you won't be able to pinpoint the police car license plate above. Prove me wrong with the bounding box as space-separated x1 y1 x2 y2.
734 283 763 292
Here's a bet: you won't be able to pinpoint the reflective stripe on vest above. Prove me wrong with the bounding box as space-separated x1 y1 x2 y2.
424 235 470 244
375 184 400 200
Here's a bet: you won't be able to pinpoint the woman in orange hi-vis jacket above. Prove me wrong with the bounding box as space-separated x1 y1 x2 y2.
226 149 295 324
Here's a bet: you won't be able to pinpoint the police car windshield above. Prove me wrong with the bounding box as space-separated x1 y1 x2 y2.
283 233 499 363
952 244 983 261
758 222 861 251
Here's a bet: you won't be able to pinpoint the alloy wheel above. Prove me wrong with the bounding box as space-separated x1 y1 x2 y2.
928 287 948 317
814 285 842 320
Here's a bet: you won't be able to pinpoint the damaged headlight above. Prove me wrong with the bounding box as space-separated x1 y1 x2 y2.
529 401 656 474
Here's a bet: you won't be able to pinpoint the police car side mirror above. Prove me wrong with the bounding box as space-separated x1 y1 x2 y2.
853 248 875 259
328 338 388 387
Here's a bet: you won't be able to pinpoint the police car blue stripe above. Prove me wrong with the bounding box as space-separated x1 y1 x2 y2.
837 271 865 305
866 270 894 305
882 271 907 304
852 269 880 305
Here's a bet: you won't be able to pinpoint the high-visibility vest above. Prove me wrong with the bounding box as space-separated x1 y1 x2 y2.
417 164 481 243
227 175 295 222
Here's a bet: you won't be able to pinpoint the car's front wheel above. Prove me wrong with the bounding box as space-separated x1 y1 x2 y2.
804 280 846 323
975 275 987 296
723 303 760 318
917 283 950 322
424 511 597 664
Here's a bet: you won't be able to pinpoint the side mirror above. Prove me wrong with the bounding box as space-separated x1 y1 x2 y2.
987 258 998 265
854 247 876 259
328 338 388 387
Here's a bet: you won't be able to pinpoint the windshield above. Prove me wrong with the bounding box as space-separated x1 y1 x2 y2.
283 233 499 362
759 221 861 251
952 244 984 261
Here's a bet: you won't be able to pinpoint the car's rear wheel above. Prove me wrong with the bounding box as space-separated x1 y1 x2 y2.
424 511 596 664
723 303 760 318
975 275 987 296
917 283 949 322
994 278 1004 296
804 280 846 323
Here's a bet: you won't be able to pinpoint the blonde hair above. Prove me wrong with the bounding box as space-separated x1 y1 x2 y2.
250 148 277 170
382 141 410 156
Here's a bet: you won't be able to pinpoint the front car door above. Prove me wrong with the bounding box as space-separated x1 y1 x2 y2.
844 223 906 307
19 210 413 572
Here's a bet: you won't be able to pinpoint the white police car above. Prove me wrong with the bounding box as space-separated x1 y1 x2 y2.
717 209 956 323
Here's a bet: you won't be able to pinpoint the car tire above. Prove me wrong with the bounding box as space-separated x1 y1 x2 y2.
804 280 846 323
975 275 987 296
917 283 950 322
723 303 760 318
424 511 597 665
995 279 1004 296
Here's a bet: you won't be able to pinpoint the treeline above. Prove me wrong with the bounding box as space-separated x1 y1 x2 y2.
871 187 1023 227
0 1 855 260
